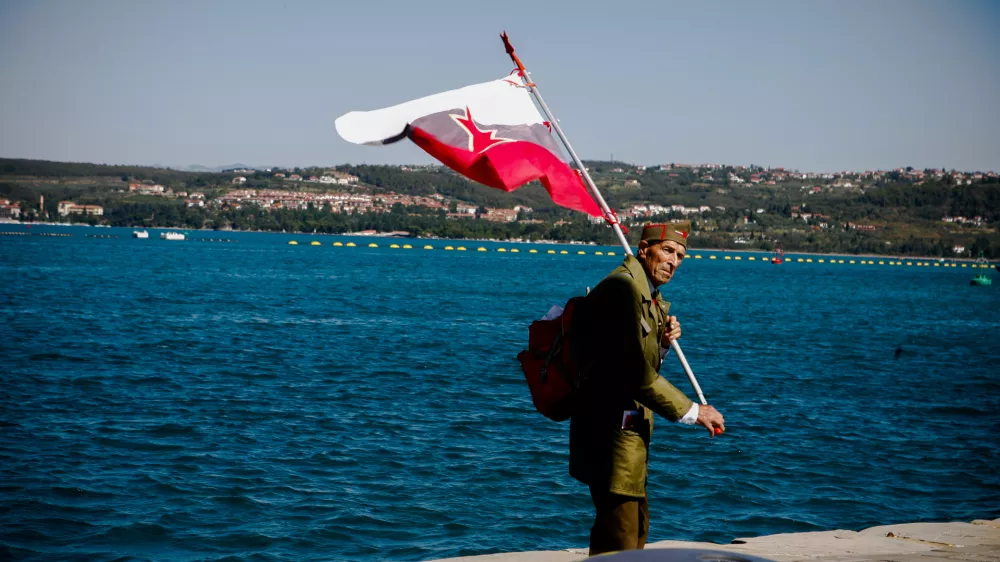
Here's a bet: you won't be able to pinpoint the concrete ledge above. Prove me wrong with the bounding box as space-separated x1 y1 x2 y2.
430 552 586 562
429 518 1000 562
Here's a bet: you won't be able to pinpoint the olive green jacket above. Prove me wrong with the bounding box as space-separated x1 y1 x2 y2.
569 256 694 497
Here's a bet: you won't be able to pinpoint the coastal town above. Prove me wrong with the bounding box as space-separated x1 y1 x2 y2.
2 158 997 258
31 163 997 225
31 163 998 219
113 170 529 223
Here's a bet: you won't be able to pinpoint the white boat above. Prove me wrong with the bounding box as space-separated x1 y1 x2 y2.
133 230 149 239
160 232 185 241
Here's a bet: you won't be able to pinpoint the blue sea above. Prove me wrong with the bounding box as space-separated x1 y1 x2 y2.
1 225 998 562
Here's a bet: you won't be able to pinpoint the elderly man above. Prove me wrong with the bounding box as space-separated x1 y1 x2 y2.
569 220 725 556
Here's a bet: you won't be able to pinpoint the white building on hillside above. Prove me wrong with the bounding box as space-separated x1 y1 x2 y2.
57 201 103 216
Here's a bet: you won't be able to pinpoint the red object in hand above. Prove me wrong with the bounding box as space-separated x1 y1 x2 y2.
714 427 724 436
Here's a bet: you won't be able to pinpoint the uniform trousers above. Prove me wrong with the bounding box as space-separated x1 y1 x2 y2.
588 485 649 555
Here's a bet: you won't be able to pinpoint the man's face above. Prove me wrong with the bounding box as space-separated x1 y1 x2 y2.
638 239 686 287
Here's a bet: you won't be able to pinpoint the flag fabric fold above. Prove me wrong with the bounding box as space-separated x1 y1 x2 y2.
335 76 602 217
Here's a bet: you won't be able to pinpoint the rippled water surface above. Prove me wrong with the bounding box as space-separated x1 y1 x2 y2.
2 225 998 561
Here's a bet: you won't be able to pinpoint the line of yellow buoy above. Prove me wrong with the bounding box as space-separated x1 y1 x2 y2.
285 241 995 268
289 240 620 255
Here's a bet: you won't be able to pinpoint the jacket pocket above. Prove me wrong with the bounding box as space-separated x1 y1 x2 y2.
608 428 648 497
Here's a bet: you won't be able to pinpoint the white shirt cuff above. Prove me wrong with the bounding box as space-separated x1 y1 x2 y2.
679 402 699 425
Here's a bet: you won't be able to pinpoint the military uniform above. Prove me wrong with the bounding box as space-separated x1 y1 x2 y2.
569 222 695 555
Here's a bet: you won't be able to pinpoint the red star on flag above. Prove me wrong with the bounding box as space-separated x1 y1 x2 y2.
451 107 513 153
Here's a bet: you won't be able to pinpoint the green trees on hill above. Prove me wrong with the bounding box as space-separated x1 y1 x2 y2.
0 158 223 187
862 181 1000 222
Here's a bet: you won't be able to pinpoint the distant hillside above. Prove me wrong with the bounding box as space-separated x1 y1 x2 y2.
0 158 183 178
1 157 997 257
182 163 256 173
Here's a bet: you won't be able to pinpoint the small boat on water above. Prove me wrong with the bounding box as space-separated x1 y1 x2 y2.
771 248 784 264
971 274 992 286
161 232 185 241
970 254 992 286
132 230 149 239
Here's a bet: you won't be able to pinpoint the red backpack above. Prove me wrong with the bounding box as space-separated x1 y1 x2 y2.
516 296 585 422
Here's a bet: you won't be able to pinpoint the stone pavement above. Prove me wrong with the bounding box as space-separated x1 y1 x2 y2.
431 518 1000 562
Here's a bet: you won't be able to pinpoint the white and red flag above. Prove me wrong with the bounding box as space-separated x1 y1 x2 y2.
335 76 602 217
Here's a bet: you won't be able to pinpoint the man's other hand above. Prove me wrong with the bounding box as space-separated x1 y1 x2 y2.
696 404 725 437
662 315 681 345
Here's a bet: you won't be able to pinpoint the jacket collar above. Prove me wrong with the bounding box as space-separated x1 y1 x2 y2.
623 255 655 304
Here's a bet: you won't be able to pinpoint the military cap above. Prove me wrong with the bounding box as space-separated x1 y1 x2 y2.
641 221 691 248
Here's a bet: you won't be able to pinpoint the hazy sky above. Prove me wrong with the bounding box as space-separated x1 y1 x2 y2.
1 0 998 172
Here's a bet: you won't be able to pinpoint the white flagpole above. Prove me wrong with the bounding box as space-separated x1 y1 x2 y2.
501 32 711 408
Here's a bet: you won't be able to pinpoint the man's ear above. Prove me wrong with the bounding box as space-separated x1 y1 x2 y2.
637 239 649 260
